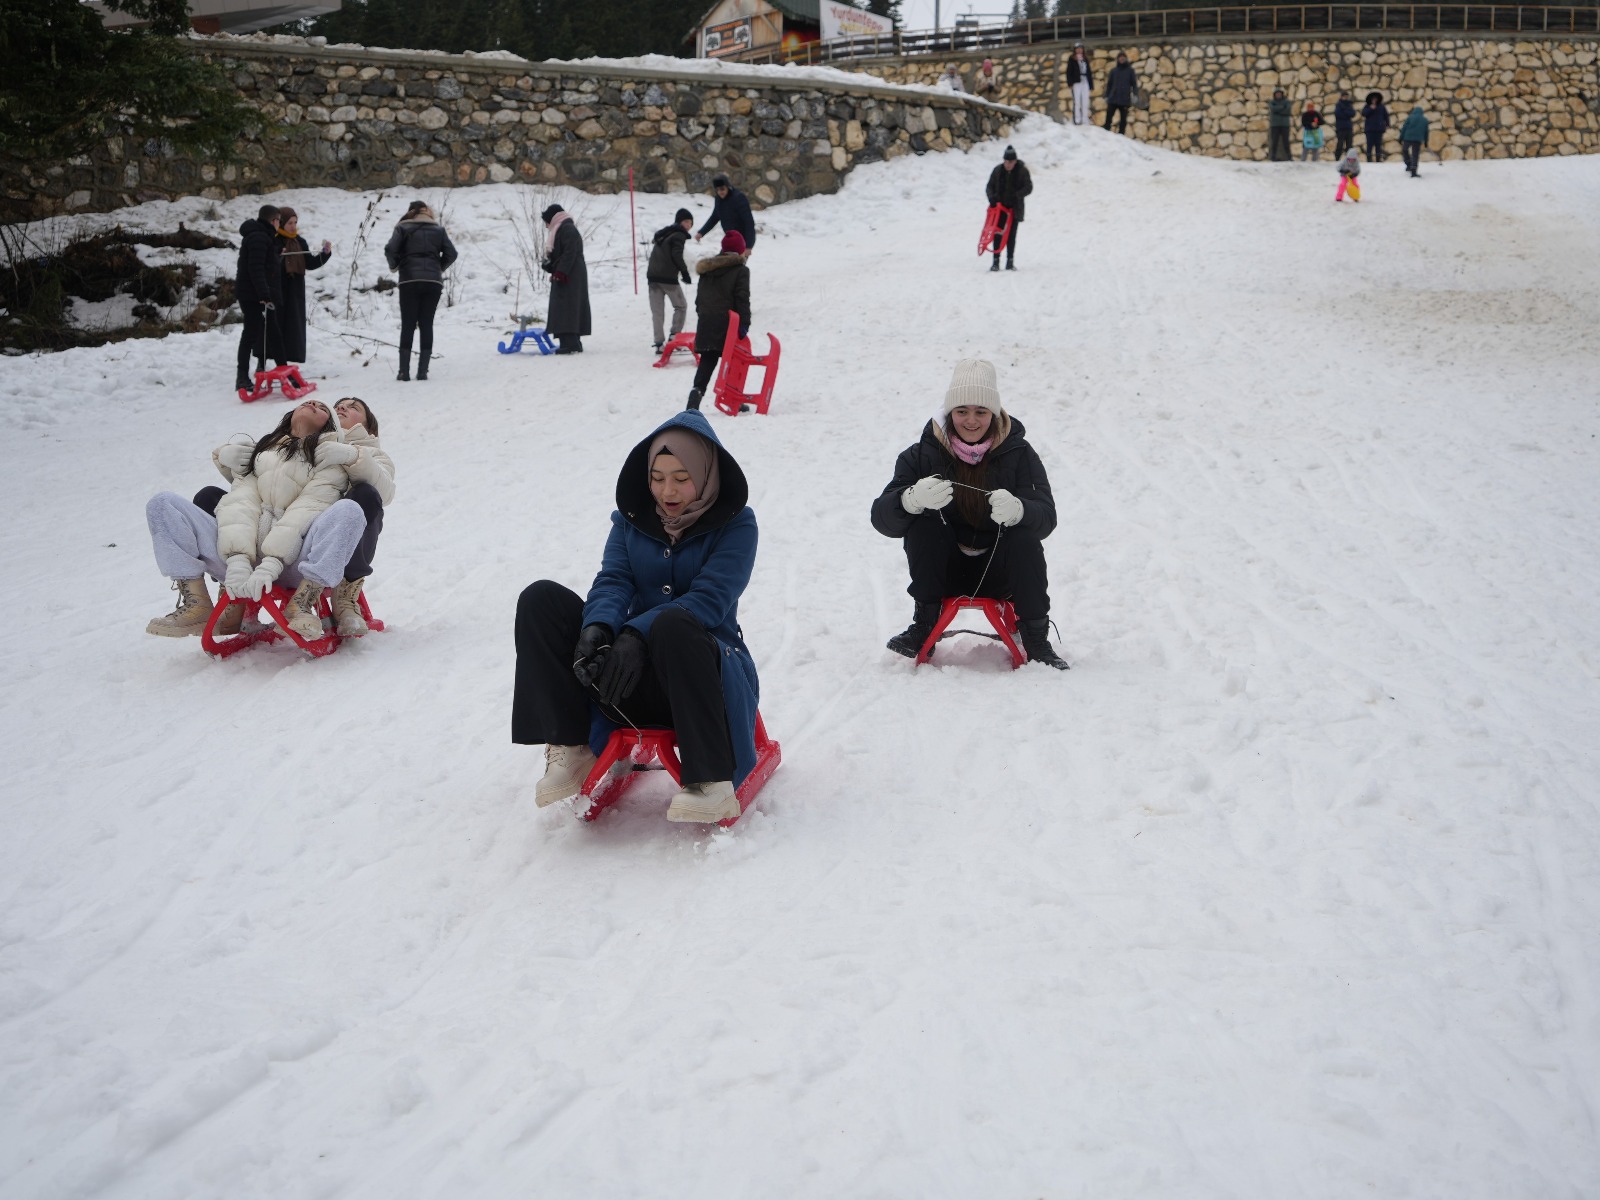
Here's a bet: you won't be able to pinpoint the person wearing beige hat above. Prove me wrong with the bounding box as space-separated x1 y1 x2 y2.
869 359 1069 669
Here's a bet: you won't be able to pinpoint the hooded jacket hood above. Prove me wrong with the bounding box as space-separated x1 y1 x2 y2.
615 410 749 541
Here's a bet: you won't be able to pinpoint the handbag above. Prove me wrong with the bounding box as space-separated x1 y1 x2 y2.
1133 85 1151 111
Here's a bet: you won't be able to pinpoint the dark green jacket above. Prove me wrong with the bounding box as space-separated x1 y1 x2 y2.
1400 108 1430 142
1268 97 1293 128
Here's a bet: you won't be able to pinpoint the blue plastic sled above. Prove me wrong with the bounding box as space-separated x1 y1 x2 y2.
498 315 555 355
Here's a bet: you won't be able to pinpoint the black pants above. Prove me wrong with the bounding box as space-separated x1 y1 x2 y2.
692 348 722 394
991 212 1018 265
902 516 1050 621
1105 104 1129 134
1365 133 1384 162
1268 127 1291 161
193 482 383 582
236 302 284 381
512 581 735 784
399 281 442 364
1334 130 1353 159
1401 140 1421 174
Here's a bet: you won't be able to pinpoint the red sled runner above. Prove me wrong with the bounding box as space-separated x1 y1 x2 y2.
713 322 781 416
239 364 318 403
652 331 700 369
201 584 384 659
979 204 1015 257
572 713 782 827
915 597 1026 670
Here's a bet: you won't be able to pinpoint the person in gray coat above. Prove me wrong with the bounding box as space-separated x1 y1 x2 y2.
1267 89 1293 162
541 203 592 355
383 200 458 381
1103 53 1137 135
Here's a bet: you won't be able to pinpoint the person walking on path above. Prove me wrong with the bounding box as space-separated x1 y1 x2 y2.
870 358 1069 670
1300 101 1326 161
1399 104 1430 176
985 146 1032 273
1267 89 1293 161
1066 45 1093 126
272 206 331 366
694 175 756 254
1332 90 1357 160
383 200 457 381
540 203 592 355
513 410 764 823
686 231 751 411
646 208 694 353
234 204 284 393
1362 92 1391 162
1103 52 1137 135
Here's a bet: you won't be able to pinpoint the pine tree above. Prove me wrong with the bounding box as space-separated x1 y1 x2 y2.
865 0 902 25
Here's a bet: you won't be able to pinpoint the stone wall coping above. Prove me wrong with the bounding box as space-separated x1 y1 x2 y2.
185 36 1029 115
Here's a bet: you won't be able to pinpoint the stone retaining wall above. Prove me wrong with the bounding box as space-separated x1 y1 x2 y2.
3 39 1021 218
854 34 1600 159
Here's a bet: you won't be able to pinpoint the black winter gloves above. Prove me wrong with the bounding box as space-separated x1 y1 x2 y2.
593 628 647 707
572 623 613 689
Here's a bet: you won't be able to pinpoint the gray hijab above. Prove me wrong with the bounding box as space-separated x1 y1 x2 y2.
647 428 720 541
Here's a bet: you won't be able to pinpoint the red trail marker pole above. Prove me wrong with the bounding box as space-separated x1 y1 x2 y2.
629 167 638 295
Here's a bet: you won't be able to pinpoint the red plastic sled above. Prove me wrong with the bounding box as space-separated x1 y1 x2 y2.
573 713 781 827
652 331 700 369
979 204 1014 256
915 597 1026 669
200 583 384 659
239 364 318 403
713 321 781 416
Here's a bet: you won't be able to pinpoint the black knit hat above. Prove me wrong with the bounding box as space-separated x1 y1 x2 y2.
1003 145 1017 160
675 207 693 223
711 174 730 188
540 204 564 224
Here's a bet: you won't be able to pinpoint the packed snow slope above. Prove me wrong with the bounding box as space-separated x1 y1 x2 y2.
3 119 1599 1199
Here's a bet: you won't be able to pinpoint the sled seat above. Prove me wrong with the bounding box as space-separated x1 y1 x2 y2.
239 364 317 403
497 324 555 355
652 331 699 369
979 203 1014 256
915 596 1026 670
713 321 781 416
201 584 384 659
573 712 781 827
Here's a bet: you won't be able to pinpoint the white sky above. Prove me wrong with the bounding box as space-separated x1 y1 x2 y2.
897 0 1022 32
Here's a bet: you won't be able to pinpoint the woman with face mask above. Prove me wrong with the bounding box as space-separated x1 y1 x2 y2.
870 359 1068 670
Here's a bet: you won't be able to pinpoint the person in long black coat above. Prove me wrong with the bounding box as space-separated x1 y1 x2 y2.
984 146 1033 272
540 203 591 354
234 204 284 392
271 206 331 365
686 231 751 411
1103 52 1138 135
694 175 757 253
870 358 1068 670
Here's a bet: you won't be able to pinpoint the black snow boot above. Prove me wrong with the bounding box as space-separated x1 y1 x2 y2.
887 601 943 659
686 388 703 410
1018 619 1070 670
989 257 1001 272
397 354 410 382
417 355 429 381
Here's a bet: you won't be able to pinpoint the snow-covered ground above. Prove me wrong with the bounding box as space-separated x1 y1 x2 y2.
3 119 1599 1198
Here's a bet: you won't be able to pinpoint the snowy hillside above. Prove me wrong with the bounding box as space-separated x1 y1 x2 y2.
3 118 1599 1197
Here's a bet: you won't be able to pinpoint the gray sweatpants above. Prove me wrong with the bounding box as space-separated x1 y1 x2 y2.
146 491 366 590
648 282 687 344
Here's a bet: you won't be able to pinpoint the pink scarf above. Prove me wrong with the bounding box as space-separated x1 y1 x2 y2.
545 211 571 254
951 437 991 466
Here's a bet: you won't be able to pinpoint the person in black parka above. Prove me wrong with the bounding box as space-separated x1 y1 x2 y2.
686 231 751 411
694 175 757 253
383 200 458 381
1267 89 1293 162
540 203 592 355
234 204 284 392
1333 90 1357 160
985 145 1033 272
1104 52 1138 135
647 208 694 352
272 206 331 365
1362 91 1391 162
871 358 1069 670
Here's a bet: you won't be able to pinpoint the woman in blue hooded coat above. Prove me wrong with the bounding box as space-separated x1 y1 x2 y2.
513 411 760 824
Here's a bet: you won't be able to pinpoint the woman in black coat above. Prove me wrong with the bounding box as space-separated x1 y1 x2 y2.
383 200 458 381
540 203 592 355
870 358 1068 669
271 206 331 365
686 230 751 411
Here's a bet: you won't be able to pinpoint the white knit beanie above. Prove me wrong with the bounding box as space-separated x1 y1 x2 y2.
943 358 1002 415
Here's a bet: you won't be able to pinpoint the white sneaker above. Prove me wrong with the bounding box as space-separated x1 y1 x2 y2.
666 780 740 823
536 744 598 807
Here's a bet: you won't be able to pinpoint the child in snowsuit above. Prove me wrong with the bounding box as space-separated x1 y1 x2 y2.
1335 149 1362 202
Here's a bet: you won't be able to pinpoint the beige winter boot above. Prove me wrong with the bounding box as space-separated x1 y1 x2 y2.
212 598 246 636
666 780 740 824
280 578 327 642
146 578 214 637
331 578 368 637
535 744 598 807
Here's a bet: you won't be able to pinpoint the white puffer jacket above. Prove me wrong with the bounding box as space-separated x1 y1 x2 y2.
214 436 351 565
342 424 396 505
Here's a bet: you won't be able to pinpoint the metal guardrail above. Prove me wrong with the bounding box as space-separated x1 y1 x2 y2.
762 5 1600 64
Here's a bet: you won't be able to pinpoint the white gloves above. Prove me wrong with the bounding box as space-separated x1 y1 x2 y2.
243 556 284 601
216 441 254 474
224 555 253 599
317 440 359 467
988 489 1024 527
901 476 954 515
